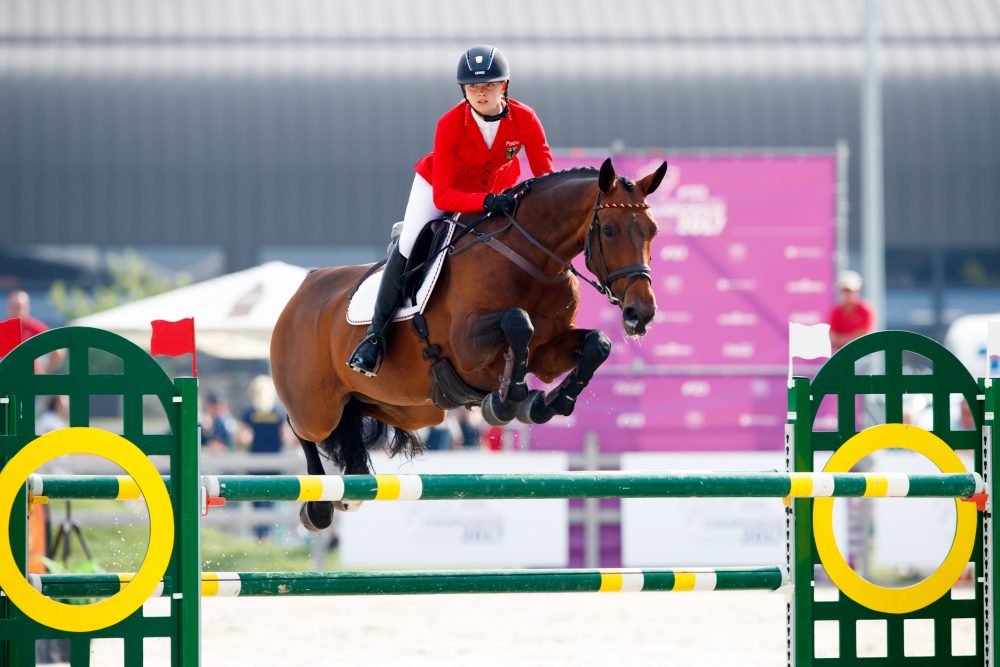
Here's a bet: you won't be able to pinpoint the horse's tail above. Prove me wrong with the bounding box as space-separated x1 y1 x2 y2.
318 396 423 474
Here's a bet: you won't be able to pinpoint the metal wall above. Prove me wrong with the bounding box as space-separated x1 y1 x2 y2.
1 1 998 272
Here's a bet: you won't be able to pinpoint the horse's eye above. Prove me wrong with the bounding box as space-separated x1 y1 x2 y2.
602 224 614 238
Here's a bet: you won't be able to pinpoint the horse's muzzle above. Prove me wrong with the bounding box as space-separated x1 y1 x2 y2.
622 304 654 336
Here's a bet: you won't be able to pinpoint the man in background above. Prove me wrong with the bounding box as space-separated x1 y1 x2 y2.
5 290 65 371
828 270 876 350
2 290 67 664
202 391 236 453
827 271 877 579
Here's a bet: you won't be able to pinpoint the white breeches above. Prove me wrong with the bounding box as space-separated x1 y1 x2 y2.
398 174 445 258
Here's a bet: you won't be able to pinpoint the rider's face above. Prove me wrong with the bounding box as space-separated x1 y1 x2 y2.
464 82 505 117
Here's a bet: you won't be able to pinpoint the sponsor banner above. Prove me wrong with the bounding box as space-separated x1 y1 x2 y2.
867 449 973 572
339 451 569 568
550 153 837 368
527 152 837 453
621 452 847 567
621 451 967 573
528 375 792 452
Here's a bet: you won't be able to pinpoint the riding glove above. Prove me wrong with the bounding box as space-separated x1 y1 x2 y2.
483 193 517 216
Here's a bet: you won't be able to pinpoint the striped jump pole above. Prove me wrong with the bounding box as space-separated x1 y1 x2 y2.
31 566 787 599
28 471 987 502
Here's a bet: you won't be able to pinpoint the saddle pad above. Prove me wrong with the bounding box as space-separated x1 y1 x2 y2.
346 222 455 326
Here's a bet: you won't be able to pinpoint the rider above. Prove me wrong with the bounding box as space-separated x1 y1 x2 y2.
348 44 555 377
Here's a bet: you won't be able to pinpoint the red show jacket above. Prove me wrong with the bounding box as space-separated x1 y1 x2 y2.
414 99 554 213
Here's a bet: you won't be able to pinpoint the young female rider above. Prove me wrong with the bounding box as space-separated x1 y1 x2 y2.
348 44 555 377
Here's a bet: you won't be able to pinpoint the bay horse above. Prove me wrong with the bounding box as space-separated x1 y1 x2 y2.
270 158 667 530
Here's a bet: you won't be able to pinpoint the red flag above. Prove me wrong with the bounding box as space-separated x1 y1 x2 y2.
150 317 198 376
0 318 23 358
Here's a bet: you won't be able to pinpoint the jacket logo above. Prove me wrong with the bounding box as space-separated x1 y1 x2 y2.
505 142 521 159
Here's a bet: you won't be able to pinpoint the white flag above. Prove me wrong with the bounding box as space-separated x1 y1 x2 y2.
788 322 832 387
789 322 832 360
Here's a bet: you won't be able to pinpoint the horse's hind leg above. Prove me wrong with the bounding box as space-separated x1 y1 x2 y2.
519 328 611 425
480 308 534 426
293 433 337 532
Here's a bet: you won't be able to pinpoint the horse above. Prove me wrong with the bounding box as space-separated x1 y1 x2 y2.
270 158 667 530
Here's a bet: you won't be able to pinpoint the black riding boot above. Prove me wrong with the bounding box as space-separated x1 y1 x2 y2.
347 245 408 377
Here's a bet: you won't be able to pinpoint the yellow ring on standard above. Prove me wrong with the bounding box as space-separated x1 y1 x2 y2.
813 423 976 615
0 427 174 633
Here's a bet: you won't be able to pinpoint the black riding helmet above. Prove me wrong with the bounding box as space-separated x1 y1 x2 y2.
457 45 510 121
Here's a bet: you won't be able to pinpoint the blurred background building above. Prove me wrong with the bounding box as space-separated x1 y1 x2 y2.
1 0 998 337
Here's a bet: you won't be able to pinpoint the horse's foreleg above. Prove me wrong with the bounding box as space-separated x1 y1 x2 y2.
519 328 611 424
480 309 535 426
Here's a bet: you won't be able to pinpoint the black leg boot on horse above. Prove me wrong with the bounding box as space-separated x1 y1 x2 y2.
348 244 408 377
518 329 612 425
480 309 535 426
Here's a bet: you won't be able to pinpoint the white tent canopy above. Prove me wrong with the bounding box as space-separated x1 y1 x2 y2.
72 261 309 359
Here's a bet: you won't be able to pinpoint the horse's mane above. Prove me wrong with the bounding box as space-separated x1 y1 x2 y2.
506 165 598 197
506 165 635 199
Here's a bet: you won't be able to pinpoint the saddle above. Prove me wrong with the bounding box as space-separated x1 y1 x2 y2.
346 217 490 411
399 219 454 306
345 218 455 325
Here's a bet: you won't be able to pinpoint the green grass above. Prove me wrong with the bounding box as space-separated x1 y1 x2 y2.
43 501 337 575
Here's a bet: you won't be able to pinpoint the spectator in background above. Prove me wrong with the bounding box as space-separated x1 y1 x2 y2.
4 291 65 617
237 375 291 456
829 271 877 575
424 411 462 451
38 396 68 433
485 425 504 452
5 290 65 372
237 375 293 541
828 270 875 350
201 391 236 453
455 409 482 449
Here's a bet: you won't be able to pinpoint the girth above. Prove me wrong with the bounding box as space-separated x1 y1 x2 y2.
411 313 488 410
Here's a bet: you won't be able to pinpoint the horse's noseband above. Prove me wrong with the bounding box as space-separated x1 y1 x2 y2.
583 195 653 306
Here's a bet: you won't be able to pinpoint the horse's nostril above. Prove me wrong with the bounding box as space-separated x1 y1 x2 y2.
623 307 638 323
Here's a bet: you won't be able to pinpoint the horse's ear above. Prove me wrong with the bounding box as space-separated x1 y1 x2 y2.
639 161 669 196
598 158 617 194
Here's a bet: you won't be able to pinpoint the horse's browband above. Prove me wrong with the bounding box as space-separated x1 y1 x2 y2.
597 202 651 210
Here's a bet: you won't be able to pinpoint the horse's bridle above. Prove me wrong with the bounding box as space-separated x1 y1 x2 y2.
446 187 653 307
582 191 653 306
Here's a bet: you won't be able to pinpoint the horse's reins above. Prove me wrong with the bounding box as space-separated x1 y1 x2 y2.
396 186 652 306
457 190 652 306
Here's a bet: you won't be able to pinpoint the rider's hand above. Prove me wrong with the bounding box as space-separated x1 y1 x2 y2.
483 193 516 216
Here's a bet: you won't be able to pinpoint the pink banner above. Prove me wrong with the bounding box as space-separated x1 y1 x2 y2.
527 153 838 452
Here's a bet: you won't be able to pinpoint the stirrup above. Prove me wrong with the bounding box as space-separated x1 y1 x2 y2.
347 334 385 378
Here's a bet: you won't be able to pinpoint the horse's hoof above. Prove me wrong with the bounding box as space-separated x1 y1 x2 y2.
515 390 548 424
506 381 529 403
334 500 363 513
548 393 577 417
481 392 515 426
299 502 334 532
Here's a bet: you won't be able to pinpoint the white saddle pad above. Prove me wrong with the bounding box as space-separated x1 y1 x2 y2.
346 222 455 326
